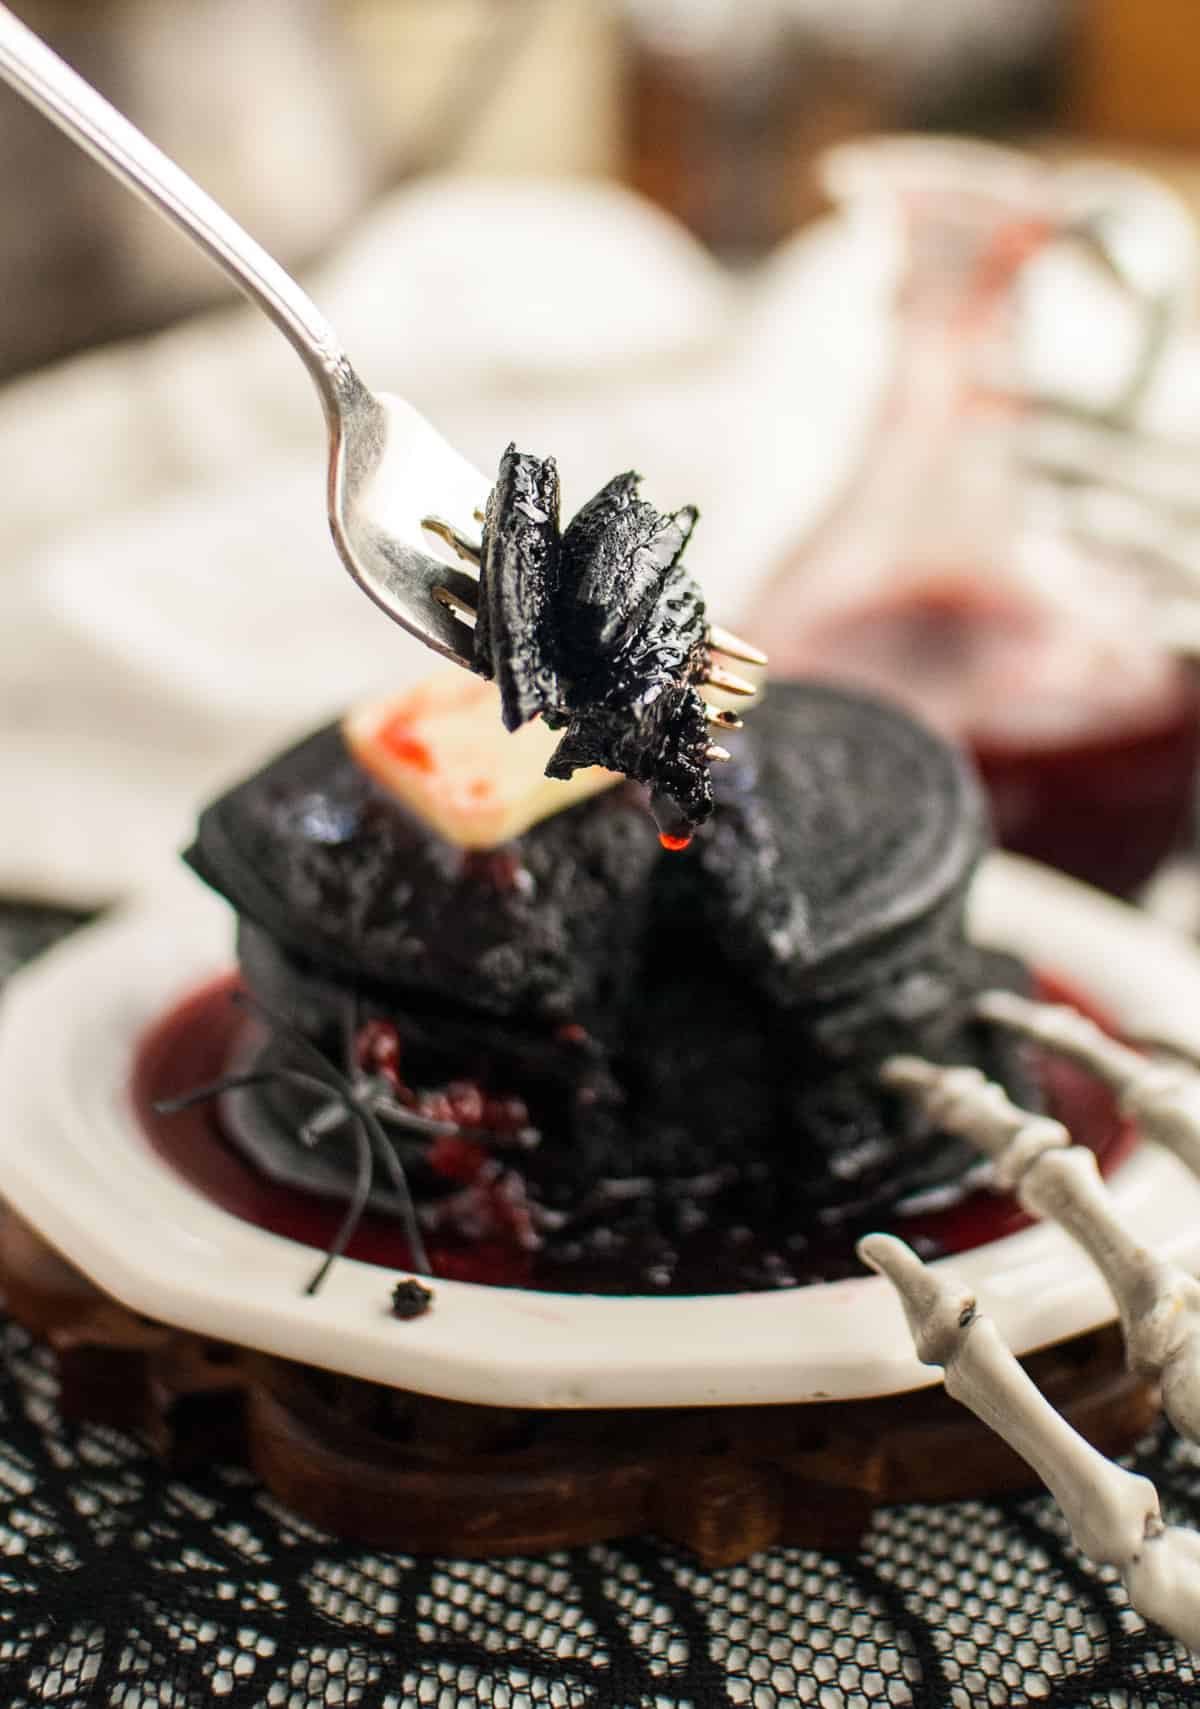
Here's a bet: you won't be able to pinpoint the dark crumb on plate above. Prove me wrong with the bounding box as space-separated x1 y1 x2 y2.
390 1277 434 1320
474 446 713 837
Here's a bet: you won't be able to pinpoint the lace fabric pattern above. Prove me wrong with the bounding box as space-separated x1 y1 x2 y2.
0 905 1193 1709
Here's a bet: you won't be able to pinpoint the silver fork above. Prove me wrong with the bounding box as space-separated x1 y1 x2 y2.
0 5 764 729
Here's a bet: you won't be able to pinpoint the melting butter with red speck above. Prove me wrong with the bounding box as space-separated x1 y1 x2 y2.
343 670 620 848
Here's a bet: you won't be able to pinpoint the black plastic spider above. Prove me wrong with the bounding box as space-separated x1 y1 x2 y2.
153 990 443 1297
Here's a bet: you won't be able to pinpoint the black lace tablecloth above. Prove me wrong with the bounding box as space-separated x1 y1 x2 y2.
1 904 1196 1709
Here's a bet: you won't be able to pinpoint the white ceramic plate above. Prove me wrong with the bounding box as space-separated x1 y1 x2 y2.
4 853 1200 1410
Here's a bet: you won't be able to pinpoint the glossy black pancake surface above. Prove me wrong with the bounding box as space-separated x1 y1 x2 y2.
186 725 660 1024
656 681 987 1057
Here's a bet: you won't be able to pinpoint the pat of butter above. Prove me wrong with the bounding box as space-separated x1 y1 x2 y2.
342 671 620 849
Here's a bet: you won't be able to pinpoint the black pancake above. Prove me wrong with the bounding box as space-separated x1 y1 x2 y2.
524 940 1036 1292
184 677 1026 1294
472 450 714 834
236 920 623 1101
544 473 711 837
473 446 563 731
654 681 988 1062
185 724 661 1025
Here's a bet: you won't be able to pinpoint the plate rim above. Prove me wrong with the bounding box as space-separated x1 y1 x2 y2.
3 854 1200 1409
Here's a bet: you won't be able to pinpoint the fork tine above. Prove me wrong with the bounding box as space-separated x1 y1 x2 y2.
422 528 759 750
703 665 757 698
705 704 743 731
433 583 478 620
423 515 482 566
709 624 768 668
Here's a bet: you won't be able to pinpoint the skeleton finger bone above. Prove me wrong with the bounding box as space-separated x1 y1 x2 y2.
976 990 1200 1179
859 1232 1200 1652
883 1055 1200 1443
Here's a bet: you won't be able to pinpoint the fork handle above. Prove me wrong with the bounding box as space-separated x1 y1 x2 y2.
0 4 354 422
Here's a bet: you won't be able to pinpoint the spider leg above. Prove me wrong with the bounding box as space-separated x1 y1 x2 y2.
305 1111 375 1296
235 989 433 1274
357 1103 432 1276
153 1069 278 1115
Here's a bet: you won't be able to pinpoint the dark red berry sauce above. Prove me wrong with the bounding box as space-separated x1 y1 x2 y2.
131 968 1133 1294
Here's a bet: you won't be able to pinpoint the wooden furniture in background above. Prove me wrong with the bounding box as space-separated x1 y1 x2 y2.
1073 0 1200 145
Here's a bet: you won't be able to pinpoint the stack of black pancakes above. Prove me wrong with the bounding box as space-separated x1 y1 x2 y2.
185 678 1033 1295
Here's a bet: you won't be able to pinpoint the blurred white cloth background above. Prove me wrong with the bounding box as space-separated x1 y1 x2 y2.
0 173 1191 902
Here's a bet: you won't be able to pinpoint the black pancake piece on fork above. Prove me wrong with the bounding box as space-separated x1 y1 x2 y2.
473 444 564 731
472 450 715 836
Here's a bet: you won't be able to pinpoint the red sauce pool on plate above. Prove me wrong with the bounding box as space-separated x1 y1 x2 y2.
132 969 1134 1293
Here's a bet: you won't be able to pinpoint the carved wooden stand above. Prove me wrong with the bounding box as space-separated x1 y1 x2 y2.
0 1210 1158 1567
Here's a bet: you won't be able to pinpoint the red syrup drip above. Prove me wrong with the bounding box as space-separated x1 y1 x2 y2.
659 832 692 853
131 970 1136 1292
